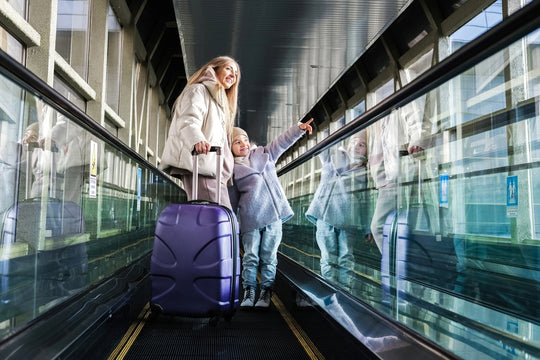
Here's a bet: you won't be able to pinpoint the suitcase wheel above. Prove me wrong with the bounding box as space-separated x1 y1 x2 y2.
150 303 163 315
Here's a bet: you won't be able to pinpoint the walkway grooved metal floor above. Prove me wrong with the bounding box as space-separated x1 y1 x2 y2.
112 300 321 360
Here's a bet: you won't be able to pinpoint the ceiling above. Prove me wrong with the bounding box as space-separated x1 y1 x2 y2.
172 0 412 145
124 0 415 145
123 0 496 145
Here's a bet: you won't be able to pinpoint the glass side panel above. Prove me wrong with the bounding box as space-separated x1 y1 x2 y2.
280 27 540 359
0 72 185 338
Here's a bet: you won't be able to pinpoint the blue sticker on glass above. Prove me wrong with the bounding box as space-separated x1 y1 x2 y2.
506 176 518 218
440 174 449 206
507 176 518 206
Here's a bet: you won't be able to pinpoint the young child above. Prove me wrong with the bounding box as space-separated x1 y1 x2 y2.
228 119 313 308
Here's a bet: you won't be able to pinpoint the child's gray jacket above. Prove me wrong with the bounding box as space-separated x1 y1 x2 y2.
228 125 305 234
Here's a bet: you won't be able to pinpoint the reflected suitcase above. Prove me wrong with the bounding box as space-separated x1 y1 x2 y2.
381 205 457 304
381 210 397 304
150 147 240 319
1 143 85 247
2 197 85 247
1 143 87 309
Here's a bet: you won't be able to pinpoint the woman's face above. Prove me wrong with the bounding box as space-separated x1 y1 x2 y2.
23 129 38 144
215 61 238 89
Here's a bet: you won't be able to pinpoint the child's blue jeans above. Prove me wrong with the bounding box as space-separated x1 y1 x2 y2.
241 220 282 290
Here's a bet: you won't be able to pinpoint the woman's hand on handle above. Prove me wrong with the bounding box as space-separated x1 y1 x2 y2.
300 118 314 135
194 141 211 154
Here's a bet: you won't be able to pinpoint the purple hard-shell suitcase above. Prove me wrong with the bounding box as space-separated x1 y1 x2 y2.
150 147 240 319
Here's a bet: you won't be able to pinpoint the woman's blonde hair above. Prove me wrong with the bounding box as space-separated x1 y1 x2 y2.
185 56 241 136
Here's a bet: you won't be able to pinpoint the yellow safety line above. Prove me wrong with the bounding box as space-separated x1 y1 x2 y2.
280 242 321 259
109 250 325 360
271 294 326 360
107 296 325 360
89 237 153 264
107 303 151 360
253 264 324 360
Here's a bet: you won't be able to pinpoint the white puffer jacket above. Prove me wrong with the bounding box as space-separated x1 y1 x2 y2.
160 80 233 179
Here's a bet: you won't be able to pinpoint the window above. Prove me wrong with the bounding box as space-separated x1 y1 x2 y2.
0 28 24 63
446 1 503 56
345 100 365 124
524 29 540 100
400 49 434 86
6 0 26 17
0 0 25 63
104 117 118 137
330 116 345 134
56 0 91 80
373 79 394 105
133 61 148 153
317 127 329 143
53 75 86 112
106 5 122 113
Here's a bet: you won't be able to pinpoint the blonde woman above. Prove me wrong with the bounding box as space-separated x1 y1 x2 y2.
160 56 240 209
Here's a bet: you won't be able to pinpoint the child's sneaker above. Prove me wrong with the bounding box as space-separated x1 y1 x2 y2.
254 288 272 308
240 287 255 308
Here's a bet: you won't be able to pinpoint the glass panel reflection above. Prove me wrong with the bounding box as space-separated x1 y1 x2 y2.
280 28 540 358
0 73 185 337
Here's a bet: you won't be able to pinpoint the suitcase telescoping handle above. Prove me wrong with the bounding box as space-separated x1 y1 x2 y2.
191 146 222 204
25 142 58 200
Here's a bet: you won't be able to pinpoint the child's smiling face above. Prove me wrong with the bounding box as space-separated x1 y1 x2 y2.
232 134 251 157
